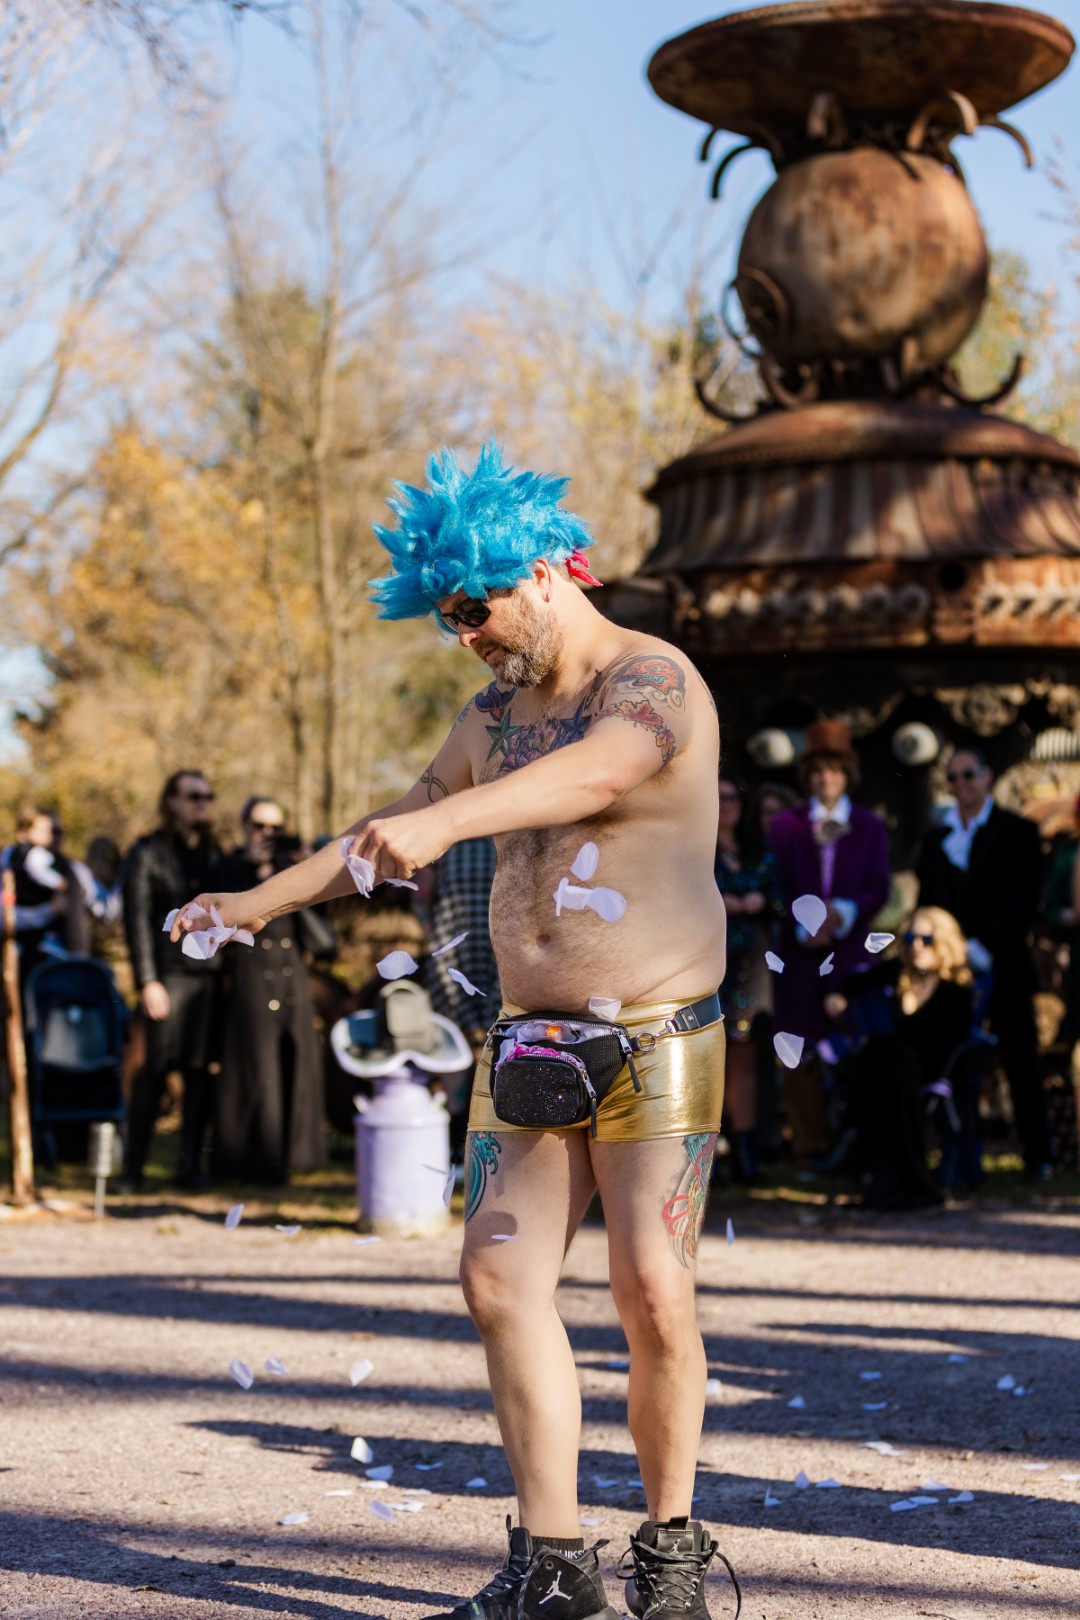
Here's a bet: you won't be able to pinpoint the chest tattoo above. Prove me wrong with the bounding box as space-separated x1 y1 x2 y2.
476 673 604 773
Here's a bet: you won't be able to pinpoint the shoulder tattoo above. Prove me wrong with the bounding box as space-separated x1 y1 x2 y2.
596 653 687 767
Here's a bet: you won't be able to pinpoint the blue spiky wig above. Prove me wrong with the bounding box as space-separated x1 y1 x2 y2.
369 439 594 621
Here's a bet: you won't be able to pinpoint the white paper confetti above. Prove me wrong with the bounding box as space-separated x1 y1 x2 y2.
579 1515 601 1526
264 1356 287 1378
816 1478 842 1489
431 930 470 958
1021 1464 1050 1472
224 1204 244 1230
275 1224 301 1235
863 1442 904 1457
365 1464 394 1481
705 1378 723 1398
996 1374 1016 1391
1013 1385 1029 1396
553 877 590 915
228 1358 254 1390
863 1402 888 1412
819 952 835 977
465 1477 487 1489
448 966 485 997
593 1475 620 1489
865 932 894 954
606 1358 631 1371
948 1490 974 1504
370 1500 396 1522
354 1235 381 1246
350 1437 374 1464
415 1463 442 1471
787 1395 806 1410
349 1360 374 1387
765 952 785 974
361 1479 390 1490
588 996 622 1020
376 950 419 980
726 1217 734 1245
890 1499 922 1513
1060 1473 1080 1482
341 840 376 897
922 1480 952 1491
794 1471 811 1489
400 1488 432 1497
792 894 828 936
385 877 419 891
773 1031 805 1069
387 1498 424 1513
859 1370 883 1381
441 1165 456 1206
764 1489 781 1507
278 1510 308 1525
585 886 627 923
946 1353 969 1363
324 1489 354 1497
181 904 255 961
571 841 600 881
490 1233 518 1243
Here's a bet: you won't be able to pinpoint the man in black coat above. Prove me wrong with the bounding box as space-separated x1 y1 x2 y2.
120 769 223 1190
916 748 1051 1179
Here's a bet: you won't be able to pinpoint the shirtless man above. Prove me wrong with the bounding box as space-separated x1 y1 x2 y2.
171 444 737 1620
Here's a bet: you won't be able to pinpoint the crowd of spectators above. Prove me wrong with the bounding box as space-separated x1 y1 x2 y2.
714 724 1078 1203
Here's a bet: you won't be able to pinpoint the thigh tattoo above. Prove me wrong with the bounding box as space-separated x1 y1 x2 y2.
465 1131 502 1222
661 1133 717 1268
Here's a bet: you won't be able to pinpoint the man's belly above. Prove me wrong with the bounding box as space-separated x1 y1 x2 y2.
488 827 727 1011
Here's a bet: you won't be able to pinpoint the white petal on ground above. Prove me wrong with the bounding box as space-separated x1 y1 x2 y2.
385 877 419 890
350 1437 374 1464
908 1496 940 1507
431 930 469 958
1060 1473 1080 1481
341 840 376 897
863 1441 904 1456
571 841 600 881
224 1204 244 1230
264 1357 287 1377
765 952 785 973
890 1499 920 1513
579 1515 601 1526
365 1464 394 1481
400 1488 433 1497
815 1479 843 1489
865 932 895 954
553 877 591 916
376 950 419 981
593 1476 620 1489
278 1511 308 1525
274 1225 301 1235
863 1402 888 1411
387 1499 424 1513
773 1031 805 1069
1021 1463 1050 1471
228 1358 254 1390
1012 1385 1029 1396
585 886 628 923
787 1395 806 1410
360 1479 389 1490
859 1371 883 1381
349 1359 374 1387
922 1480 952 1491
726 1218 734 1245
792 894 828 936
354 1236 381 1246
947 1353 969 1363
764 1489 782 1507
370 1500 396 1522
705 1378 722 1398
588 996 622 1019
819 952 835 977
448 967 485 997
324 1489 353 1497
996 1373 1017 1391
465 1478 488 1489
414 1463 442 1471
606 1358 631 1371
794 1471 811 1489
948 1490 975 1504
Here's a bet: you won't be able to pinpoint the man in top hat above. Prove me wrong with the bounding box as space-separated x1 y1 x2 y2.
170 443 740 1620
768 721 890 1159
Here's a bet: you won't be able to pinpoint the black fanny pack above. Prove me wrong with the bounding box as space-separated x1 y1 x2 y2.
488 993 720 1138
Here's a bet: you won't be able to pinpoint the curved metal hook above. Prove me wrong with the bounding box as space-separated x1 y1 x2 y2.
760 354 820 411
907 89 978 153
693 375 759 423
979 115 1034 169
940 353 1025 408
943 146 968 189
710 141 760 200
721 280 765 360
699 126 722 165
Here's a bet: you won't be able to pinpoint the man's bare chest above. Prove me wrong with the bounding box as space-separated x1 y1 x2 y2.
473 675 604 783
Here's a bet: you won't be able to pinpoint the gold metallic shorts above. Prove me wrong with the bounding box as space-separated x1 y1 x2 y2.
468 996 726 1144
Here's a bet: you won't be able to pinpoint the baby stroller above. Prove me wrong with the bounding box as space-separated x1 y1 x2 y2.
26 954 128 1169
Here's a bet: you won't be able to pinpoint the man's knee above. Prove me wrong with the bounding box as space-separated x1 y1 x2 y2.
611 1267 699 1355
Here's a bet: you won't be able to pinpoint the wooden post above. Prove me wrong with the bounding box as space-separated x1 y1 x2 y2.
2 868 35 1206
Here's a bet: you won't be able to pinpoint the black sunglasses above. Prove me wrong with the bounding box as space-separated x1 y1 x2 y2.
249 819 283 834
183 790 215 802
438 596 492 633
904 931 936 946
947 769 981 782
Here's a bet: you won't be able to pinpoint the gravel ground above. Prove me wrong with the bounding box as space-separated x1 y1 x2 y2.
1 1191 1078 1620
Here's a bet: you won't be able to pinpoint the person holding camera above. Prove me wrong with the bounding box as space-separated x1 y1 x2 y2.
212 796 328 1184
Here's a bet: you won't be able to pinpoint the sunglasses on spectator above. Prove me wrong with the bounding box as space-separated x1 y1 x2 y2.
903 931 936 946
249 819 283 834
438 595 492 632
183 790 215 802
947 769 982 782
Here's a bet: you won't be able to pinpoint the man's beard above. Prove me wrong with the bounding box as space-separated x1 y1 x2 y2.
479 594 561 688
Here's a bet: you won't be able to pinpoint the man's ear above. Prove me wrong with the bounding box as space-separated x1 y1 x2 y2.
533 557 553 599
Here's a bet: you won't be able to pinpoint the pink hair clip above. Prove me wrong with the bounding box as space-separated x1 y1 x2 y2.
566 548 602 588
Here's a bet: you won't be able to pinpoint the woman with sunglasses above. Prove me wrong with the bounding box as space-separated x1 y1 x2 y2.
825 906 973 1206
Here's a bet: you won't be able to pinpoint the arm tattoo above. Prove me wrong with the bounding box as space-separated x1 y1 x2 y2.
465 1131 502 1221
596 653 686 767
661 1132 716 1268
598 697 677 766
421 765 449 802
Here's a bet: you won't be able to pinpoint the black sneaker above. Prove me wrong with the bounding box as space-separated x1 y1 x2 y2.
424 1519 619 1620
620 1520 742 1619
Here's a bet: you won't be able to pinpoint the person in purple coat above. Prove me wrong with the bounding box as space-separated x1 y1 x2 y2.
769 721 891 1159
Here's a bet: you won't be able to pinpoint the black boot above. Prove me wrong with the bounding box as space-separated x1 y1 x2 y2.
620 1520 741 1619
424 1519 618 1619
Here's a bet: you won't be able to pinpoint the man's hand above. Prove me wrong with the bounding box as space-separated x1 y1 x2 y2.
348 804 454 882
141 981 171 1021
169 892 271 942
